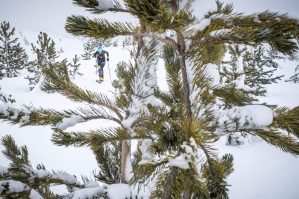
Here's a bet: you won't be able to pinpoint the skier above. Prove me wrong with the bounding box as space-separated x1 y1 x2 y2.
93 46 109 82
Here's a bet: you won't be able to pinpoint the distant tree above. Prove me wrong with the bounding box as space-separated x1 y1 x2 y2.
81 38 112 60
26 32 58 90
217 45 285 145
0 87 15 104
218 45 283 107
0 21 28 78
68 54 82 77
286 65 299 83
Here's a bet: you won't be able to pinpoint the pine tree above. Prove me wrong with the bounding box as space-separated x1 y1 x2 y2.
0 21 28 78
217 45 285 145
81 38 112 60
26 32 59 90
68 54 82 77
218 45 283 107
286 65 299 83
1 0 299 198
0 87 15 104
0 135 87 198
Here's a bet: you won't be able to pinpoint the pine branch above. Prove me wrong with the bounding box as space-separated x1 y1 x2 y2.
256 130 299 156
73 0 131 14
0 105 121 130
273 106 299 138
41 62 123 120
201 153 234 199
52 128 150 148
213 86 255 107
0 180 38 198
1 135 31 168
65 15 136 39
125 0 194 32
65 15 178 49
1 135 83 199
93 142 121 184
191 11 299 56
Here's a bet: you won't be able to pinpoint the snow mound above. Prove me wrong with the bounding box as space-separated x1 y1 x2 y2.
107 184 131 199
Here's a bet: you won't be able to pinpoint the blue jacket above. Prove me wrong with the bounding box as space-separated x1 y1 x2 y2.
93 50 109 64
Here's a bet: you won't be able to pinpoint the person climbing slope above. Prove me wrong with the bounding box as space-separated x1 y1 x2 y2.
93 46 109 82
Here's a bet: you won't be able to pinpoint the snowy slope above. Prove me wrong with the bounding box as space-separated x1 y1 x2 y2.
0 31 131 187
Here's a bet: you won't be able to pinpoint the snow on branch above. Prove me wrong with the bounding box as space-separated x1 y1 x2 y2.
57 114 84 130
122 41 159 129
96 0 114 10
23 166 82 187
73 0 130 14
0 165 8 175
214 105 273 132
0 180 43 199
168 137 200 170
67 183 132 199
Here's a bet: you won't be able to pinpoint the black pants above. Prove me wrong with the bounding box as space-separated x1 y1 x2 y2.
98 62 105 78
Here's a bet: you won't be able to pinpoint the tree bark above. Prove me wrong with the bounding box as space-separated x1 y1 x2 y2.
120 140 131 183
176 31 192 118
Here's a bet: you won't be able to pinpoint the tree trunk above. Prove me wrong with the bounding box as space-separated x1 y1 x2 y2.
120 140 131 183
177 31 192 118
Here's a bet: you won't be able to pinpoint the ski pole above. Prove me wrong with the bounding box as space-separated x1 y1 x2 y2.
95 60 98 74
108 61 112 81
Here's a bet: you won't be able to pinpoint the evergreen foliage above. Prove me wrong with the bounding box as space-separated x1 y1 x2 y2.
26 32 59 90
218 45 283 106
0 135 84 199
286 65 299 83
68 54 82 77
0 87 15 104
216 44 285 144
0 21 28 78
1 0 299 198
93 142 121 184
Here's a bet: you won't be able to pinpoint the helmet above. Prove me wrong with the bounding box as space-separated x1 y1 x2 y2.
96 46 103 52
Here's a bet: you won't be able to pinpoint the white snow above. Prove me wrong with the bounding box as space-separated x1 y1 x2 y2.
215 105 273 131
122 44 158 129
0 180 27 193
169 138 199 170
96 0 114 10
192 0 217 20
0 165 8 175
209 29 231 37
235 53 246 89
168 154 189 169
70 186 104 199
107 184 131 199
194 18 211 32
0 102 9 117
29 189 43 199
57 115 84 130
0 180 42 198
205 63 220 86
253 14 262 23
